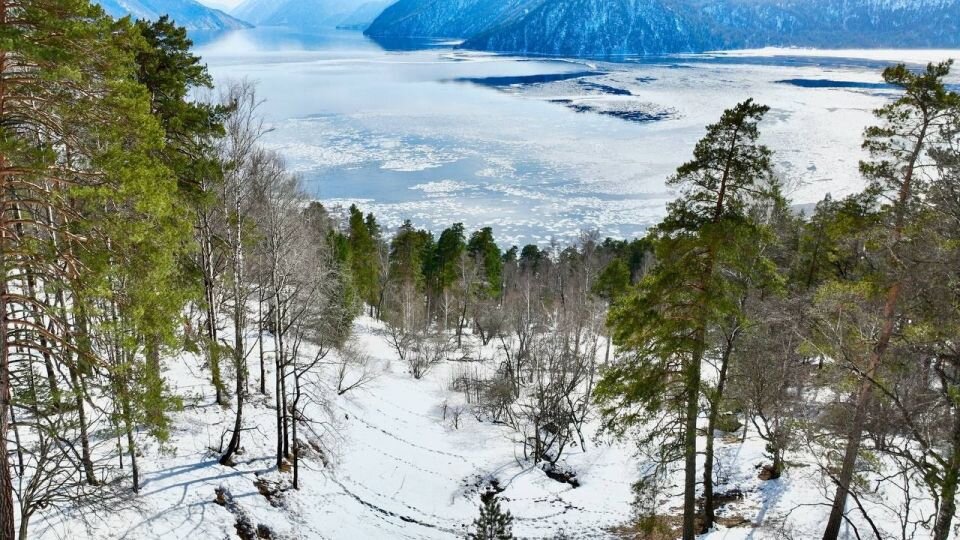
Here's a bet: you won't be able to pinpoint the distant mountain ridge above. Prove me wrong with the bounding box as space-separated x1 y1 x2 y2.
96 0 252 30
232 0 390 29
364 0 540 39
366 0 960 56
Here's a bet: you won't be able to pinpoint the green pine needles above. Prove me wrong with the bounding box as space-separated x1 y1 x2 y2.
468 495 514 540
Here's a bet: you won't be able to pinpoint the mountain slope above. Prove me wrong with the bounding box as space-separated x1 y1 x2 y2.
369 0 960 56
338 1 394 29
364 0 543 39
96 0 252 30
464 0 716 56
232 0 386 28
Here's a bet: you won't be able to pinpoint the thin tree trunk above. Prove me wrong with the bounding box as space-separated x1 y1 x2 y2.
0 187 17 540
220 187 247 465
292 373 300 489
258 274 265 394
13 218 59 408
703 327 737 530
274 328 283 468
121 390 139 493
219 340 244 465
68 365 96 484
280 353 289 459
9 405 22 476
202 221 224 406
823 117 926 540
932 408 960 540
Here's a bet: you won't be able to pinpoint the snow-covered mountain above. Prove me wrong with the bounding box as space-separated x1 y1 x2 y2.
232 0 389 29
364 0 541 39
367 0 960 55
96 0 252 30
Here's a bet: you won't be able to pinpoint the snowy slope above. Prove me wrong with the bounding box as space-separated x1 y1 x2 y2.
96 0 252 30
27 312 949 539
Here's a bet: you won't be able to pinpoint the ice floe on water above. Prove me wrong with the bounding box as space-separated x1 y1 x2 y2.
201 29 960 246
409 180 474 195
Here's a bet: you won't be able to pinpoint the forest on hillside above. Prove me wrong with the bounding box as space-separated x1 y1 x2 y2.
1 2 960 540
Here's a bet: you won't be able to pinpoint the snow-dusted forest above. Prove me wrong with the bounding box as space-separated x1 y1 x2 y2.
3 2 960 540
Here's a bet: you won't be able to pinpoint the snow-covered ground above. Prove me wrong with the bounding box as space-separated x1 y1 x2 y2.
28 315 942 540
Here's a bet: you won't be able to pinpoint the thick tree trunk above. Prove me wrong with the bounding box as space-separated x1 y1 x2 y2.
770 449 784 481
682 344 702 540
17 511 29 540
0 11 18 535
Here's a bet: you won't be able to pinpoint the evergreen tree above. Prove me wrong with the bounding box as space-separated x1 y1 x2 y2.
129 13 220 457
468 227 503 297
347 204 381 314
386 221 433 330
0 0 198 533
815 62 960 540
468 496 514 540
595 100 781 538
429 223 466 328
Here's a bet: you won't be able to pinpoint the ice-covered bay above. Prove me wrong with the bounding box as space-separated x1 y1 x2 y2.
198 29 959 245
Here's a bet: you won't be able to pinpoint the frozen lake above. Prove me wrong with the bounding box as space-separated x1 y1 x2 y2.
196 28 959 246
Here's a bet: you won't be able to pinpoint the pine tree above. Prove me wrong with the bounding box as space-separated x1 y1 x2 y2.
0 0 200 534
816 62 960 540
429 223 466 329
347 204 381 315
595 100 781 538
467 227 503 298
468 496 514 540
131 14 225 409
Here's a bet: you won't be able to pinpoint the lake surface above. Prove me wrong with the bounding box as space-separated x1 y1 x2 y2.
196 28 959 246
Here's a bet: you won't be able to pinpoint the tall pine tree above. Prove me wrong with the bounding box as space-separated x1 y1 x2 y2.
596 100 781 538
